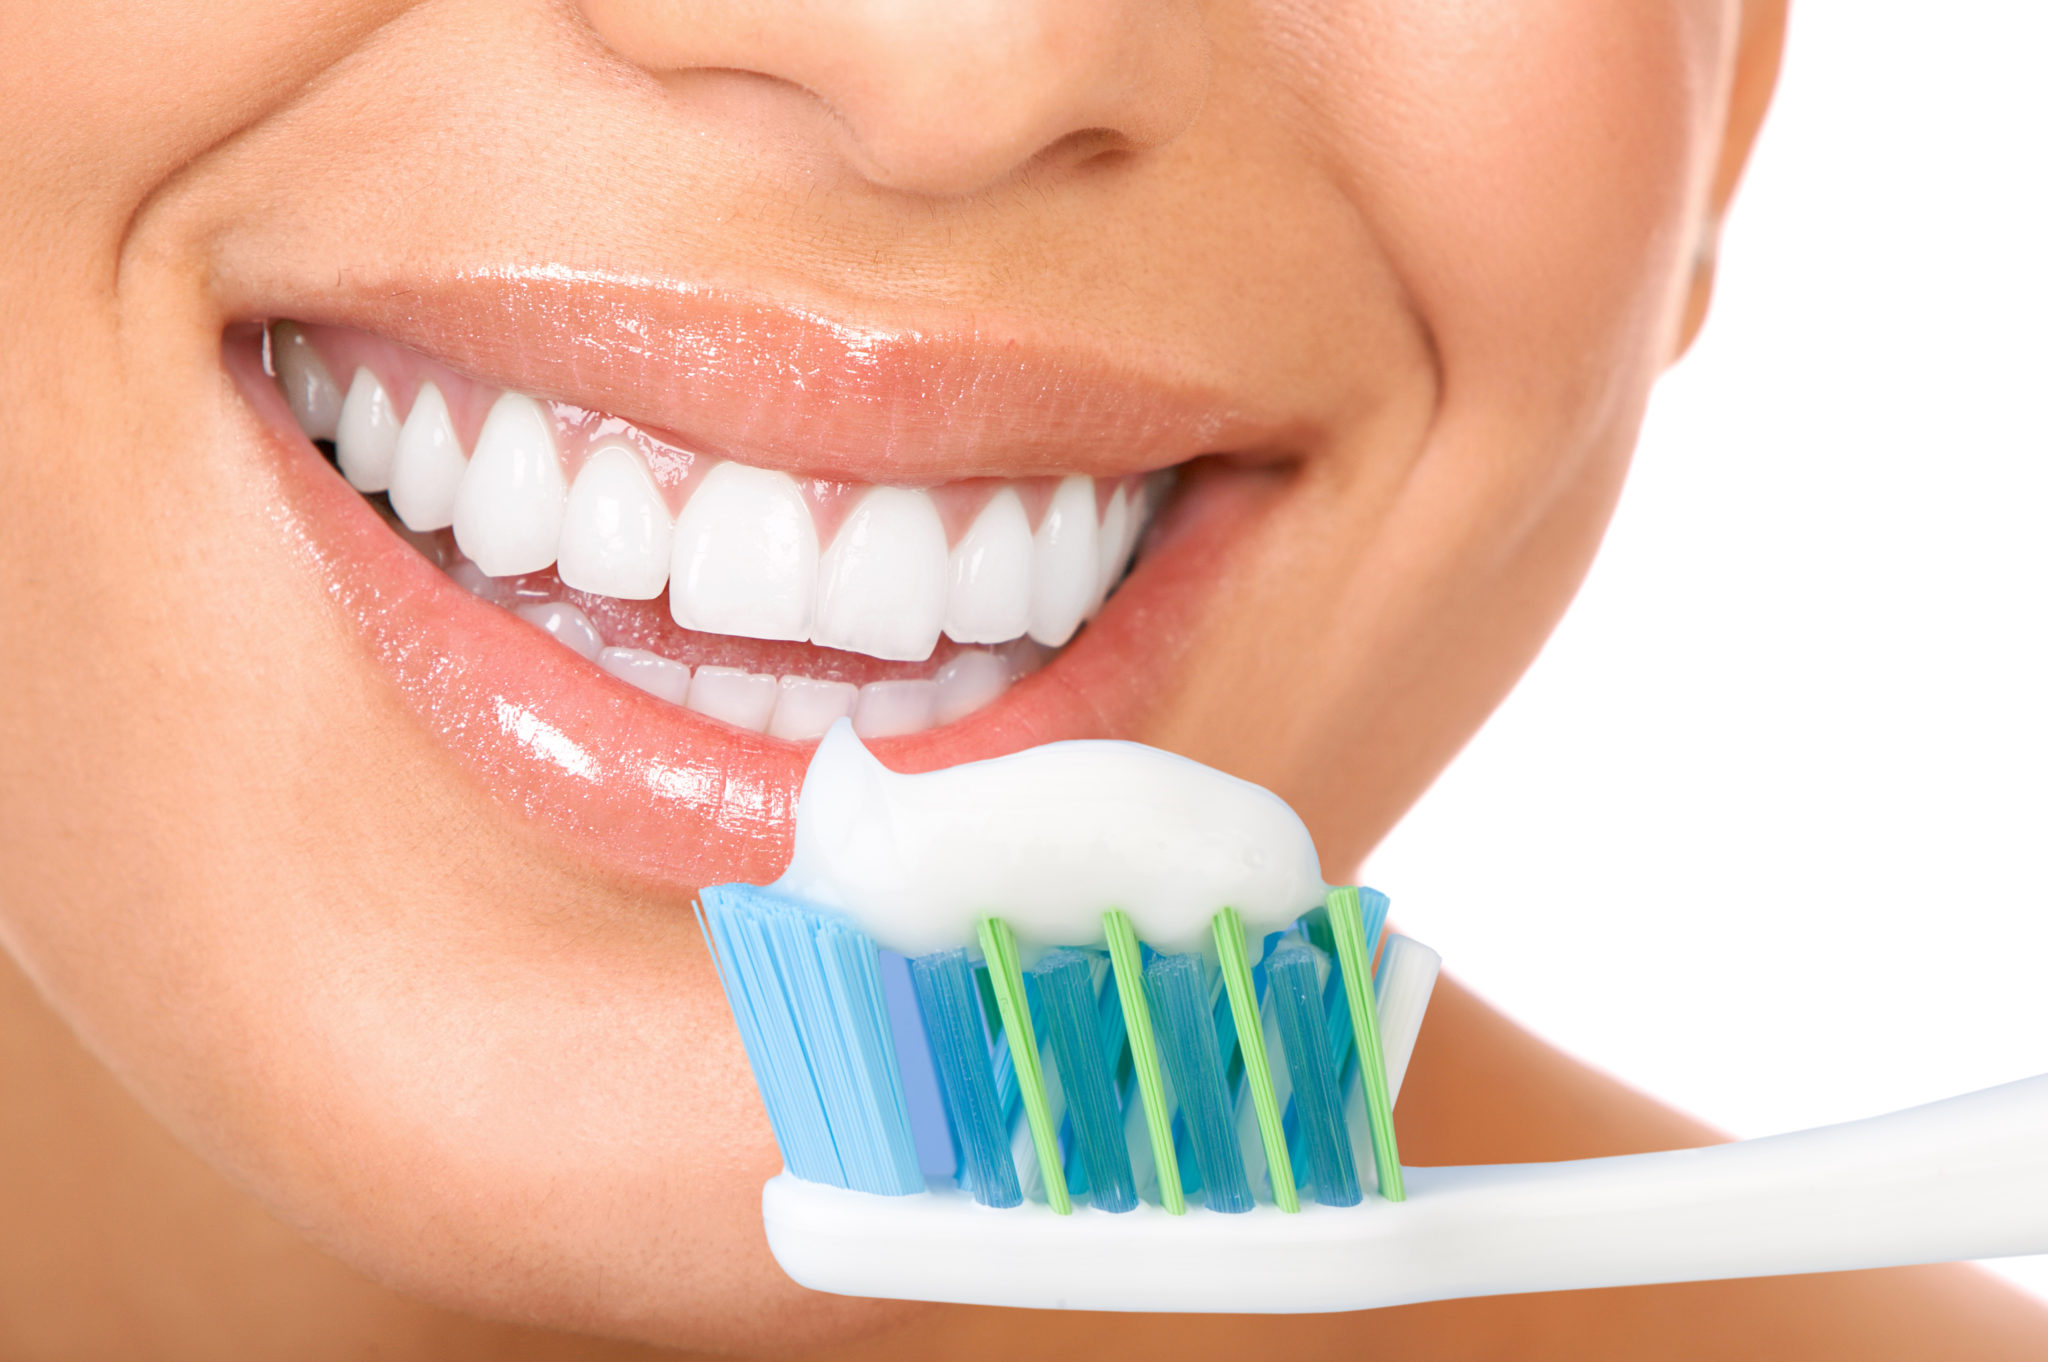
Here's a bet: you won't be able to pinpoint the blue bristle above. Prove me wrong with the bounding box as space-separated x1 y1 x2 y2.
1086 957 1132 1195
878 951 956 1180
1269 938 1361 1206
980 963 1022 1127
1031 949 1137 1213
909 948 1022 1208
1145 952 1253 1213
1094 955 1131 1075
698 886 923 1196
1323 956 1355 1076
1359 888 1390 969
1275 936 1353 1184
1013 975 1067 1205
1207 970 1268 1197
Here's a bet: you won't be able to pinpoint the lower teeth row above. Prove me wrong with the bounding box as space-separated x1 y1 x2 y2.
437 550 1047 741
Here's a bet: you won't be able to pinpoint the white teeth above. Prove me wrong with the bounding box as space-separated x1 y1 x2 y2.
813 487 949 662
1093 482 1130 611
943 488 1034 645
453 392 567 578
669 463 818 642
274 325 342 441
852 678 939 738
598 645 691 703
513 600 603 660
931 649 1012 725
767 675 860 741
387 383 468 533
313 326 1163 669
1028 474 1101 648
335 368 402 493
685 665 778 732
558 443 673 600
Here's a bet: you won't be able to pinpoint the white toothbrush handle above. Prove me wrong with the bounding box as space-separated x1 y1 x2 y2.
1377 1070 2048 1303
765 1072 2048 1312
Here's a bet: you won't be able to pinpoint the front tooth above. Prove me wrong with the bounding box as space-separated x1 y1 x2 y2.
335 368 402 493
813 487 949 661
932 649 1011 725
558 443 672 600
767 675 859 741
685 666 779 732
513 600 603 660
453 392 567 578
1028 474 1100 647
597 646 691 703
387 382 468 532
1092 483 1130 611
852 678 939 738
273 324 341 441
943 488 1033 645
669 463 818 642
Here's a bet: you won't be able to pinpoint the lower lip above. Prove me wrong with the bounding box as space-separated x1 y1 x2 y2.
230 333 1269 889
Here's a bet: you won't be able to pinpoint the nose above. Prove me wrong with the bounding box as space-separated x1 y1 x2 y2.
579 0 1211 198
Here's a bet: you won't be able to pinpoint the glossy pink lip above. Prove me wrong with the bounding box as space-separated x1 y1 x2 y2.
249 265 1311 483
230 326 1282 891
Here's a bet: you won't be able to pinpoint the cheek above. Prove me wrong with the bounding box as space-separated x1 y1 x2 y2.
1151 0 1729 859
1274 0 1726 400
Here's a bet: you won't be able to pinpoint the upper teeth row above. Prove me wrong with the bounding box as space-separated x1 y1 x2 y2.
274 327 1150 663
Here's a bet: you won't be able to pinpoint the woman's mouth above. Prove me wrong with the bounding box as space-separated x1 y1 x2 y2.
267 319 1168 740
227 284 1302 888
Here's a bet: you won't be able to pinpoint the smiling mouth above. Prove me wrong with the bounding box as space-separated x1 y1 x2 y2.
267 320 1173 741
226 280 1300 886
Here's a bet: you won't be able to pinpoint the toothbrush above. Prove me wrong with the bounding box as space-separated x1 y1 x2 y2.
696 723 2048 1313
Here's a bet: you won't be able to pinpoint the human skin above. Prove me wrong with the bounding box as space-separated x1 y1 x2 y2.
0 0 2043 1358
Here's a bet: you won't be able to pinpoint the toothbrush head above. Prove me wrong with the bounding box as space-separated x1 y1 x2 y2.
695 880 1441 1310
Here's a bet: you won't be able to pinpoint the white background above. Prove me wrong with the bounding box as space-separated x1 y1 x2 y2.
1363 2 2048 1302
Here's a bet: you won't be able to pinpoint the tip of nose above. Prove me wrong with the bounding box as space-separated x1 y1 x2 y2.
582 0 1210 202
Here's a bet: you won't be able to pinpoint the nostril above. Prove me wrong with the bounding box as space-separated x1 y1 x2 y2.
1035 127 1135 177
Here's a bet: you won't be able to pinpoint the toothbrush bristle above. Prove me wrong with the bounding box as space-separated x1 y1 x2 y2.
1214 906 1300 1213
1330 886 1406 1201
908 948 1022 1208
1145 952 1255 1213
698 886 923 1196
1032 949 1139 1213
1270 938 1363 1206
699 884 1426 1215
977 917 1072 1215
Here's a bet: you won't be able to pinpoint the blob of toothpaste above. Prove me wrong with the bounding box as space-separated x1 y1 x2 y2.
772 719 1328 956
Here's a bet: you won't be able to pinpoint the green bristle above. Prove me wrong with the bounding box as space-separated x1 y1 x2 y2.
1213 907 1299 1213
1103 910 1185 1214
976 916 1072 1214
1328 885 1405 1200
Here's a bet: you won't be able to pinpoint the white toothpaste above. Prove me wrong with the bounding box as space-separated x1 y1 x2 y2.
772 720 1328 956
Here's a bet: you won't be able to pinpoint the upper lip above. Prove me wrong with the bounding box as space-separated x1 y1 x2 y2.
248 264 1313 484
